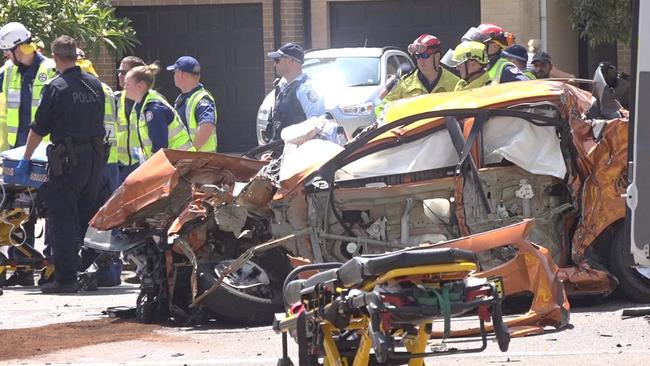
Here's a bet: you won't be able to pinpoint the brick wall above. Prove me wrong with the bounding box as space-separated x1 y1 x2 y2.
481 0 540 50
618 41 632 74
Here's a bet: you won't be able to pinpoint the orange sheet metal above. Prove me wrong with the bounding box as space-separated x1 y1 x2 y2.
91 149 265 230
570 119 628 262
432 219 570 337
558 261 618 297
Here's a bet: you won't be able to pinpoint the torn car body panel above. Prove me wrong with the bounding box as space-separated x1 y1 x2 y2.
91 149 265 230
432 219 570 337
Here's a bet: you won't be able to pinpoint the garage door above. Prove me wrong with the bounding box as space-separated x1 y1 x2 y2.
116 5 264 152
330 0 480 54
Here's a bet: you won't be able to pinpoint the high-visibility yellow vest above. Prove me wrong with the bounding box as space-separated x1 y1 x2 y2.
375 68 460 118
116 92 136 166
131 91 194 160
0 57 57 148
101 83 118 164
454 71 492 91
487 57 517 85
523 70 536 80
183 87 217 152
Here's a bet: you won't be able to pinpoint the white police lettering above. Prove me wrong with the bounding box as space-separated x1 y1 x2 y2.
145 110 154 122
72 92 98 104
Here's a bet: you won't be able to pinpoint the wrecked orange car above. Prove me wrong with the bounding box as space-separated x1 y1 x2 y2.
87 77 637 329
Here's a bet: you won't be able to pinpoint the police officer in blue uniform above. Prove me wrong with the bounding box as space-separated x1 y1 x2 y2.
15 35 107 293
264 43 325 141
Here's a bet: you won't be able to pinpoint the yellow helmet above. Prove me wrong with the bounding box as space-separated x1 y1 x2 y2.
77 58 98 77
452 41 489 66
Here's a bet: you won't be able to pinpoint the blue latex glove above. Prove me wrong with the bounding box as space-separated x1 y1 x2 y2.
14 159 31 186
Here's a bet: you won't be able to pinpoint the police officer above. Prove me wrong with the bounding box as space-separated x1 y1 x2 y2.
115 56 146 183
376 34 459 117
167 56 217 152
461 23 528 84
502 44 536 80
452 41 492 91
265 43 325 141
122 63 194 160
0 22 57 286
15 35 107 293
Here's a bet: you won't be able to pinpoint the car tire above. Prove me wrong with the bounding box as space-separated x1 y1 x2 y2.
197 248 291 325
609 226 650 302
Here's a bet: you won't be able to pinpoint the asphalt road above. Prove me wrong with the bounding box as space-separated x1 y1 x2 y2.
1 282 649 366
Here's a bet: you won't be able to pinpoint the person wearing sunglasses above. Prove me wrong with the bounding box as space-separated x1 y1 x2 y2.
265 42 325 142
460 23 528 85
376 34 459 118
0 22 57 287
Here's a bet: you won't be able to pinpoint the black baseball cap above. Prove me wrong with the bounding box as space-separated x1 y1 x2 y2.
532 51 552 65
267 43 304 64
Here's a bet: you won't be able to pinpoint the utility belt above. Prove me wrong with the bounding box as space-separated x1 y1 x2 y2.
47 136 107 176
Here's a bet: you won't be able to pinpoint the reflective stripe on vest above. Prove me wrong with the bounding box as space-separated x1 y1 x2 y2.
116 92 144 166
523 70 536 80
0 58 56 147
132 91 195 160
102 83 118 164
184 88 217 152
487 58 516 85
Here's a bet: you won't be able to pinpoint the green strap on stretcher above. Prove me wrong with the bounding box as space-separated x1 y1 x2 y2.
432 286 451 339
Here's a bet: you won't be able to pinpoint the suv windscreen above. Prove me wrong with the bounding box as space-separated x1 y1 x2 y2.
303 57 381 88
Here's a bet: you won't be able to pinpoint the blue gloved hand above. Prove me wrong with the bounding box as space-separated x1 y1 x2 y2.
14 159 31 186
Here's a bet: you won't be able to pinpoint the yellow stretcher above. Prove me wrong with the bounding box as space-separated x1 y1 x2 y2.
274 247 510 366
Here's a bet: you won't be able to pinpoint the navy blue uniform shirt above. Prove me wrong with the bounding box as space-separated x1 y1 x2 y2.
31 66 105 143
134 96 174 153
174 84 216 129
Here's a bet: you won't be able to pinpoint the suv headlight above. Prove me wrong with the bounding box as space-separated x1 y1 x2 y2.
340 102 374 116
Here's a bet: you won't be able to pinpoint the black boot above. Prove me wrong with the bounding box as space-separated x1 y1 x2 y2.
6 271 35 286
78 272 98 291
40 280 80 294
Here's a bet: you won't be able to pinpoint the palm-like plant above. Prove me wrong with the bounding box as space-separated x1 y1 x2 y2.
0 0 138 58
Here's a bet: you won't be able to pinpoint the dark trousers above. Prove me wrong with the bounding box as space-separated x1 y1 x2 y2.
46 149 105 284
117 164 138 185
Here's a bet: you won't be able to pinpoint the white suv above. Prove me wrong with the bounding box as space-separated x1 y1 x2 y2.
256 47 414 145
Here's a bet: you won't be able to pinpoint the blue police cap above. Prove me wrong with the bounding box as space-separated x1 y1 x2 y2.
502 44 528 63
267 43 304 64
166 56 201 74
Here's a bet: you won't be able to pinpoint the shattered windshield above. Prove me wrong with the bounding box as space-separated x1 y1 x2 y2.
303 57 381 89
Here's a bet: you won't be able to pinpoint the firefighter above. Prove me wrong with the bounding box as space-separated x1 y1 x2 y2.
376 34 459 117
452 41 492 91
461 23 528 84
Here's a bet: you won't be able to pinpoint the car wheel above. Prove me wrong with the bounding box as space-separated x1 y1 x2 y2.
197 248 291 325
609 226 650 302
